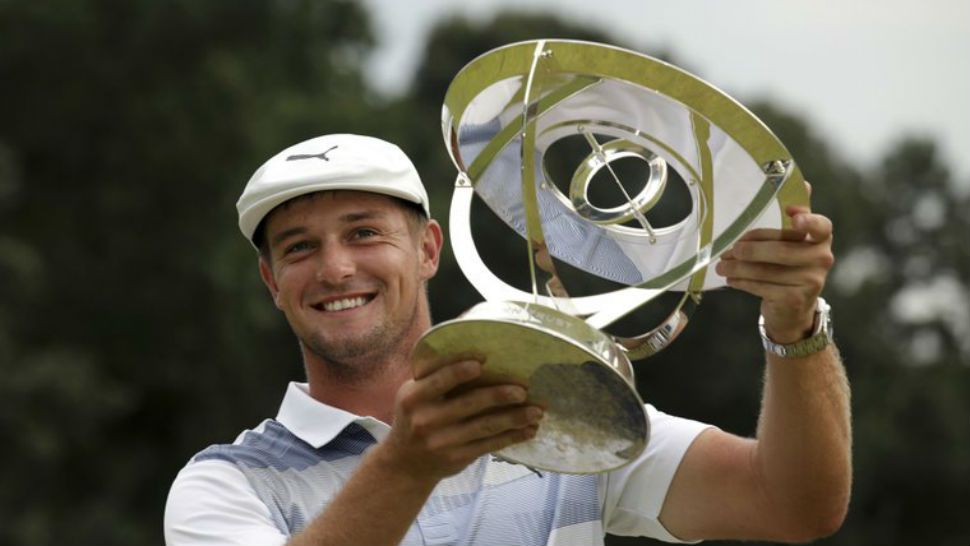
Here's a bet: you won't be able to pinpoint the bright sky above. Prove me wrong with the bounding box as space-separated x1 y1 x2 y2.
361 0 970 184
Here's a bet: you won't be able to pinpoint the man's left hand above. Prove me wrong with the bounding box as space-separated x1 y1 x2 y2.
715 204 834 344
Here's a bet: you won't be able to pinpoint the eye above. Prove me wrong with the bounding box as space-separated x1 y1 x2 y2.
283 240 315 255
351 227 379 240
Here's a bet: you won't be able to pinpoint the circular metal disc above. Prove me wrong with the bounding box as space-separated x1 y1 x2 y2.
413 302 648 474
441 39 809 297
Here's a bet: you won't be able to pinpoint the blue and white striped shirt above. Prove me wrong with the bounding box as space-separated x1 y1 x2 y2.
165 382 708 545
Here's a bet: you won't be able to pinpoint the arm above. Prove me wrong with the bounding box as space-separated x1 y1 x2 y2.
658 205 852 543
288 360 542 546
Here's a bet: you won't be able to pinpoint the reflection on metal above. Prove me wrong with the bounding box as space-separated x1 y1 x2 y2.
413 301 647 474
416 39 809 474
616 290 702 361
571 127 665 241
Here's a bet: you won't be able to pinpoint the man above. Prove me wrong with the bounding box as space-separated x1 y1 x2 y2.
165 134 851 545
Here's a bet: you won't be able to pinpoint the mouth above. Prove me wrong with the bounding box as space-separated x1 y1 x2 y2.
311 294 375 313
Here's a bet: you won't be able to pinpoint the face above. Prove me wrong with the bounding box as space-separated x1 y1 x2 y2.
258 191 442 379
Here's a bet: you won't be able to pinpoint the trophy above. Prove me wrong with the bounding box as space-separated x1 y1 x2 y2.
411 40 808 474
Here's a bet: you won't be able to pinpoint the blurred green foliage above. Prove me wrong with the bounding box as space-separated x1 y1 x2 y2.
1 2 967 545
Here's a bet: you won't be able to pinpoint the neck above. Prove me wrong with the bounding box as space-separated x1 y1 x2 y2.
303 300 432 424
305 355 411 424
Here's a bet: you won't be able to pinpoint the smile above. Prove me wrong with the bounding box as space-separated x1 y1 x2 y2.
314 295 373 312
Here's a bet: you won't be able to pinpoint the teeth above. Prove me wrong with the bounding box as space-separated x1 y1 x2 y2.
322 296 368 312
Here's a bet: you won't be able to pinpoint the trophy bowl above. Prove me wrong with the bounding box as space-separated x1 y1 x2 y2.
413 301 647 473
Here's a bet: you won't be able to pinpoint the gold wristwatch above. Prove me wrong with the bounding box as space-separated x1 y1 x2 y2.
758 298 833 358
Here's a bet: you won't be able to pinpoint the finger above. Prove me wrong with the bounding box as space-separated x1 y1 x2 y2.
732 227 808 246
790 211 833 242
724 267 825 295
720 234 788 260
804 180 813 199
724 277 817 301
424 384 529 428
717 260 796 284
533 243 555 274
730 207 826 247
720 239 834 268
431 405 543 449
448 425 539 465
409 360 483 402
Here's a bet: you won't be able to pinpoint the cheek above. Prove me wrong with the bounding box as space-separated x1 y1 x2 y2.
382 255 423 296
274 266 310 302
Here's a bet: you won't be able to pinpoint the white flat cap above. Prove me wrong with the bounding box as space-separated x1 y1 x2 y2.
236 134 429 245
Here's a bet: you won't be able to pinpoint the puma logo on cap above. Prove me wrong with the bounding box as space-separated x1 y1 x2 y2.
286 145 338 162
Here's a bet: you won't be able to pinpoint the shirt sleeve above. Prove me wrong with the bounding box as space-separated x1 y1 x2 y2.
164 459 289 546
602 404 714 543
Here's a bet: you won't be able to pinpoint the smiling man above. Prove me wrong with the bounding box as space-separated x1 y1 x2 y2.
164 134 851 546
257 190 436 389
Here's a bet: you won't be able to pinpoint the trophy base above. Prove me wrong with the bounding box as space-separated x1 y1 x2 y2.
412 301 649 474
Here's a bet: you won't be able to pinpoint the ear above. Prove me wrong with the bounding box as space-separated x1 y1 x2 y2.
418 219 444 281
258 256 283 310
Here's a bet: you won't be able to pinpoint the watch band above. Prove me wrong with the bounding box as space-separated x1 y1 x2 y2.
759 298 833 358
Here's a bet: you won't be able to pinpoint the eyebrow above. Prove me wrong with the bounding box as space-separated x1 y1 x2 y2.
270 226 308 248
339 209 389 223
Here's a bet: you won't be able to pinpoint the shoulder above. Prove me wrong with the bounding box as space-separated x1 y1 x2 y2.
190 420 308 468
164 456 287 545
164 420 291 543
641 404 714 462
193 419 375 470
611 404 715 488
166 419 376 542
600 405 714 541
164 419 318 544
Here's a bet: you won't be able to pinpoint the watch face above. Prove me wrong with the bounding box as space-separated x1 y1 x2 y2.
817 297 833 338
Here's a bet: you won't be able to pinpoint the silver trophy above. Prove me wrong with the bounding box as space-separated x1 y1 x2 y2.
412 40 809 473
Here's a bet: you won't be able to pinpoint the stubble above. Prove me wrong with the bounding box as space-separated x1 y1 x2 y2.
300 297 423 384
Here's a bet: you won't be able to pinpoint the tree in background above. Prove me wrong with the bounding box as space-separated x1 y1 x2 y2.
0 1 378 543
0 3 967 545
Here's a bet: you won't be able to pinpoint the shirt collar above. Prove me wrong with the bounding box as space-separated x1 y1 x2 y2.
275 382 390 448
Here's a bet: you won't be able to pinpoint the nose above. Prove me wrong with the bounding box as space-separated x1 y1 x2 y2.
315 242 356 285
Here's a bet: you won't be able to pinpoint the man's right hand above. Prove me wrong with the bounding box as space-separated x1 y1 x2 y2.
286 361 541 546
377 359 543 481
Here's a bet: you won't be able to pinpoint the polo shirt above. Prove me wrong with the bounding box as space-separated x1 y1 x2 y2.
165 382 710 545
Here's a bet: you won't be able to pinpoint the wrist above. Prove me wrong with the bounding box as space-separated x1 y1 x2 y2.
759 298 833 359
365 441 441 493
763 315 816 345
